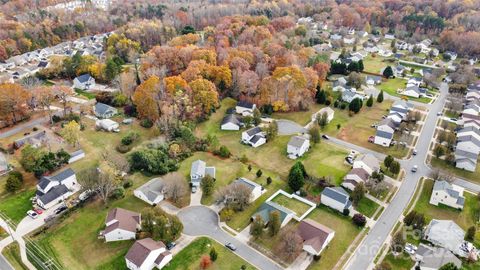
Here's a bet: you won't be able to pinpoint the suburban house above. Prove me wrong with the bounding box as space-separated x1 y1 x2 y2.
101 208 141 242
251 201 295 228
287 136 310 159
134 178 166 205
393 65 406 77
455 149 478 172
231 177 265 202
125 238 172 270
342 90 364 103
94 102 118 119
374 118 396 147
36 168 78 209
353 154 380 175
384 33 395 40
389 100 413 121
414 244 462 270
429 180 465 210
190 160 215 187
235 101 257 116
424 219 466 257
73 74 95 90
0 152 10 175
314 107 335 123
321 187 352 213
221 114 242 130
68 149 85 164
96 119 120 132
297 219 335 256
403 85 426 98
444 51 458 61
342 168 369 191
365 75 382 85
14 130 47 149
242 126 266 148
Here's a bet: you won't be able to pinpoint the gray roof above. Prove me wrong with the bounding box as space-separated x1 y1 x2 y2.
136 178 165 203
94 102 116 116
38 168 75 190
456 135 480 148
252 201 293 224
424 220 465 254
379 117 398 129
76 74 92 83
288 136 308 148
38 184 69 205
416 244 462 269
322 187 351 208
246 127 262 137
221 114 241 126
233 177 261 191
356 154 380 171
190 160 206 176
376 130 394 139
0 152 7 171
237 100 255 109
433 181 464 206
70 149 85 158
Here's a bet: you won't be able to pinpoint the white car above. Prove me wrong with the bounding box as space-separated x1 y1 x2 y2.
411 165 418 173
27 210 38 219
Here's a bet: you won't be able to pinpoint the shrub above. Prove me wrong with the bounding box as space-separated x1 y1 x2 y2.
52 115 62 123
32 127 38 131
116 144 132 153
5 171 23 192
266 177 272 185
209 247 218 262
121 132 139 146
240 155 248 163
140 119 153 128
214 145 231 158
352 213 367 227
123 180 133 189
342 208 350 216
110 187 125 200
256 169 263 177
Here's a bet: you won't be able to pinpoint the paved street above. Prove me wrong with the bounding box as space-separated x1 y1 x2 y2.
0 253 14 270
344 83 449 270
0 116 49 139
178 206 283 270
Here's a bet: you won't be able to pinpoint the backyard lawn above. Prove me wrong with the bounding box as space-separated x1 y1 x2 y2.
412 179 480 247
381 252 415 270
430 157 480 184
355 197 380 218
307 205 363 270
0 188 36 224
272 103 323 126
164 237 255 270
380 78 432 104
270 193 312 217
363 55 393 74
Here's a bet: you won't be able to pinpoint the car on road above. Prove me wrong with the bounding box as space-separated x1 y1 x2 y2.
412 149 417 155
450 118 457 122
34 208 43 215
54 205 68 215
411 165 418 173
368 136 375 143
27 210 38 219
225 243 237 251
166 242 176 250
191 186 197 193
322 134 329 140
437 112 442 116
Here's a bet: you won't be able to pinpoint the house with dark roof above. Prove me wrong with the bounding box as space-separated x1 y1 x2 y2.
220 114 242 131
36 168 77 209
321 187 352 213
414 243 462 270
374 118 396 147
190 160 215 187
101 208 141 242
235 100 256 116
125 238 172 270
134 178 166 205
94 102 118 119
251 200 295 228
297 219 335 256
429 180 465 210
242 126 266 148
73 74 95 90
231 177 264 202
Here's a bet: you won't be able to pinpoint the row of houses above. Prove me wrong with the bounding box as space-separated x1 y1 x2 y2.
455 83 480 172
374 100 413 147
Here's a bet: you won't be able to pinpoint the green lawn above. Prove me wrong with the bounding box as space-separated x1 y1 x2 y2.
307 205 363 270
74 89 96 99
430 158 480 184
272 103 323 126
413 179 480 246
0 189 36 224
270 193 312 217
363 55 393 74
1 243 29 270
164 237 255 270
355 197 380 218
381 252 414 270
380 78 431 104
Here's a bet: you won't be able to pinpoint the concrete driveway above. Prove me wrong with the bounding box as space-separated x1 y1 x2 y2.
276 119 306 135
177 206 282 270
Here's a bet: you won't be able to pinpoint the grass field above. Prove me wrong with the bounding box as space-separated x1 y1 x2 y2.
270 193 312 217
412 179 480 246
363 55 393 74
272 103 323 126
381 252 414 270
0 189 36 224
164 237 255 270
355 197 380 218
430 157 480 184
307 205 363 270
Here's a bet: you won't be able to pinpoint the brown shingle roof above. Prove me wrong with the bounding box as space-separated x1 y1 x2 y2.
347 168 370 181
104 208 140 234
297 219 334 253
125 238 166 268
155 251 171 265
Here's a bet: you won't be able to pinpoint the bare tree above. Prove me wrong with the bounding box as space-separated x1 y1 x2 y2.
215 183 252 211
77 165 119 204
275 227 303 261
32 87 55 124
163 173 188 203
53 85 73 117
102 150 130 174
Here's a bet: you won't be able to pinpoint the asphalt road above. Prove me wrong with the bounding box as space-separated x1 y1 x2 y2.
0 116 49 139
345 82 449 270
178 206 283 270
0 254 14 270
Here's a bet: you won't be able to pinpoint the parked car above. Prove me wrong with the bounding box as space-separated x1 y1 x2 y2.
27 210 38 219
345 157 354 165
368 136 375 143
437 112 442 116
412 149 417 155
191 186 197 193
322 134 329 140
450 118 457 122
54 205 68 215
166 242 176 250
34 208 43 215
225 243 237 251
411 165 418 173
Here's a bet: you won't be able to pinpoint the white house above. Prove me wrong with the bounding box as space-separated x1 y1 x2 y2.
68 149 85 164
424 219 466 257
374 118 396 147
102 208 141 242
190 160 215 187
231 177 265 202
429 180 465 210
321 187 352 213
342 90 364 103
125 238 172 270
287 136 310 159
384 34 395 40
365 75 382 85
242 126 266 148
36 168 77 209
403 85 426 98
342 168 369 191
297 219 335 256
353 154 380 175
73 74 95 90
94 102 118 119
221 114 242 130
96 119 120 132
134 178 166 205
315 107 335 123
0 152 10 176
235 101 256 116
